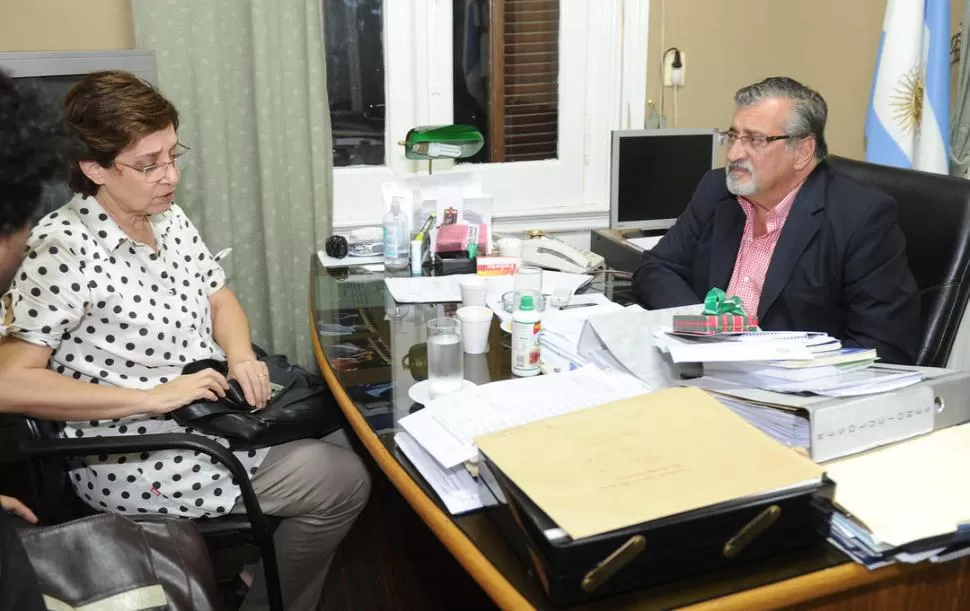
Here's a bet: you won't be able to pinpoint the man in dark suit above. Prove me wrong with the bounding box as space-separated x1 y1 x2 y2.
632 77 920 365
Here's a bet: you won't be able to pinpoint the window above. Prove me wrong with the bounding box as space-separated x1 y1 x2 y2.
328 1 648 233
325 0 385 167
453 0 560 163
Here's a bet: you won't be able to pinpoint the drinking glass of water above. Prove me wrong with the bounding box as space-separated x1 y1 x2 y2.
514 265 543 311
427 317 464 398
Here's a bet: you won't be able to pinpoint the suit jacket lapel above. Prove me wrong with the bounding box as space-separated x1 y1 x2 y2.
757 165 827 319
709 194 746 291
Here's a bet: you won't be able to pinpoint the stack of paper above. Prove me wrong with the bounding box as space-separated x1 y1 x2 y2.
705 352 922 397
384 271 592 306
654 329 816 363
578 305 699 389
395 366 651 515
395 432 482 514
824 424 970 567
715 395 810 449
399 365 649 469
538 298 624 373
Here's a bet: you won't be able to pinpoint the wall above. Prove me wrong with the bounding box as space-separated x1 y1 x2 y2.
646 0 963 162
0 0 133 51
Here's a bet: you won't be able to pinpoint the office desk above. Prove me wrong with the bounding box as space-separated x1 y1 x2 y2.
308 256 970 610
589 229 650 274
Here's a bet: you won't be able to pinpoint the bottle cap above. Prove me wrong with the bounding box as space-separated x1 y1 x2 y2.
519 295 534 311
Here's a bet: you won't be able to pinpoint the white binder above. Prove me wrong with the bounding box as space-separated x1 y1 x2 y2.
686 367 970 463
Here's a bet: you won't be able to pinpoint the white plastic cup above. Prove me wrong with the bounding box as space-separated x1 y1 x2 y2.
463 352 491 385
497 237 524 258
459 276 487 307
456 306 493 354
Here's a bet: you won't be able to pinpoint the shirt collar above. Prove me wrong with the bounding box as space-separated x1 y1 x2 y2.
70 194 174 252
736 180 805 234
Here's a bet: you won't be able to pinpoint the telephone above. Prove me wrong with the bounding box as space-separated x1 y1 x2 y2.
520 236 605 274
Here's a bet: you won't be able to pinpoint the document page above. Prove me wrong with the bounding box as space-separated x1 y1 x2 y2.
826 424 970 547
399 366 649 468
395 432 481 514
579 305 698 389
475 387 824 540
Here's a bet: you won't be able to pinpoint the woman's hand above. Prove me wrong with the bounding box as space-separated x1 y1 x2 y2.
145 368 229 414
1 495 38 524
228 359 271 409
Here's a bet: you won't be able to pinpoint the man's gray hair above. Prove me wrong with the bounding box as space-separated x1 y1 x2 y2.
735 77 828 159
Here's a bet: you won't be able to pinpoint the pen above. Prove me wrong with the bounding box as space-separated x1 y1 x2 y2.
560 302 596 310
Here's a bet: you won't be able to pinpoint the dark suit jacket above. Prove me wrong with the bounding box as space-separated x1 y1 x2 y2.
632 161 921 365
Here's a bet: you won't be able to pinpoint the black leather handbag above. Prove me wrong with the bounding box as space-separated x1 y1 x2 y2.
16 513 221 611
172 354 346 450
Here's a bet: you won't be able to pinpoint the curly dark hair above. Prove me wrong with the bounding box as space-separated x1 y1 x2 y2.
0 68 69 236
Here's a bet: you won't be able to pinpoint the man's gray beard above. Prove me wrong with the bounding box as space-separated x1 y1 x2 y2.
726 168 758 196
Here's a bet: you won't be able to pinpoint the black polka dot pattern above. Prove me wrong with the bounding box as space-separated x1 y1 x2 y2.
4 195 266 517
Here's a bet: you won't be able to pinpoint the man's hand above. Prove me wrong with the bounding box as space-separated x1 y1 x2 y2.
1 495 38 524
228 359 271 409
145 369 229 414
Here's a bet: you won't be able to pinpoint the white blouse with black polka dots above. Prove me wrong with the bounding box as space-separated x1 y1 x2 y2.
1 193 268 518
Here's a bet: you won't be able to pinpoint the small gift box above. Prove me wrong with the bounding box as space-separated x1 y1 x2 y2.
672 288 759 335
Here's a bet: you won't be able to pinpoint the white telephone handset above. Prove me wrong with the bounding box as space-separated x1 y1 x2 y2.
519 236 605 274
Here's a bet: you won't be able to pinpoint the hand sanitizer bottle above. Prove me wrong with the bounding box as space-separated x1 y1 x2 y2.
383 197 409 271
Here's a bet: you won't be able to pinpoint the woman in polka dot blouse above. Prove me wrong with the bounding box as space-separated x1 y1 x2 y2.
0 71 369 611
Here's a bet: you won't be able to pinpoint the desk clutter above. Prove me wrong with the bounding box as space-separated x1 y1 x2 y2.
382 281 970 600
357 267 970 600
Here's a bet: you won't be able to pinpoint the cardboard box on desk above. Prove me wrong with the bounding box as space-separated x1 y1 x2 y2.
672 314 759 335
686 366 970 463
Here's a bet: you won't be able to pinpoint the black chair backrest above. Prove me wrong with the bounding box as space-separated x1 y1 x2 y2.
828 156 970 367
21 418 96 524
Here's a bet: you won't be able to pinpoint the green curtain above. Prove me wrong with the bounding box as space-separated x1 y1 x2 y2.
952 0 970 176
132 0 332 367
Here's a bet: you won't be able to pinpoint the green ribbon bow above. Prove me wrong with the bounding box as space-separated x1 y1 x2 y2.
702 288 748 316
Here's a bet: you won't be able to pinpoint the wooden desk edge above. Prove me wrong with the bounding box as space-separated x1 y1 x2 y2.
308 294 535 611
683 559 938 610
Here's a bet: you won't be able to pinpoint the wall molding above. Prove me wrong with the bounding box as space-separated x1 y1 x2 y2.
333 207 610 238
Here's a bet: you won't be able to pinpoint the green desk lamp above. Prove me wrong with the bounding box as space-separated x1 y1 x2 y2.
399 124 484 174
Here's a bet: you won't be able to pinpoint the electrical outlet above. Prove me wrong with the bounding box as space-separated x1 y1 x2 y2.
662 50 686 87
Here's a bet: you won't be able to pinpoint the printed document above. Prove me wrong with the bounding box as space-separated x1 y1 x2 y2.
385 271 592 305
395 432 481 514
826 424 970 547
398 366 649 468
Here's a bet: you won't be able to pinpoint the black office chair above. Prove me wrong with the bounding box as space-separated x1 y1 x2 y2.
18 419 284 611
828 156 970 366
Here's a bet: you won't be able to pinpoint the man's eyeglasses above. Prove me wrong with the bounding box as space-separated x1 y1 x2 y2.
718 131 809 151
112 144 190 182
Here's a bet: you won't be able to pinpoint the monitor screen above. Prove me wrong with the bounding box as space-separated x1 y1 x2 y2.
610 129 718 231
0 50 157 218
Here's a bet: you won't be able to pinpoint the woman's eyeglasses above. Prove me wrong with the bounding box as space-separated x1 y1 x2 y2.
112 144 190 182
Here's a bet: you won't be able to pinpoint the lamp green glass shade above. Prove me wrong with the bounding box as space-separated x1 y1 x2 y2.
401 124 484 160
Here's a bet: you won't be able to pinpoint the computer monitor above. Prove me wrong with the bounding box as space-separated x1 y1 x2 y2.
0 50 158 217
610 128 719 231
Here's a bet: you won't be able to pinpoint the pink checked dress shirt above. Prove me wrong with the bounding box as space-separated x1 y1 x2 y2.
725 182 805 316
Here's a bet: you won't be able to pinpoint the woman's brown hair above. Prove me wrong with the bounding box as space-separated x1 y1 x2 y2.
64 70 179 197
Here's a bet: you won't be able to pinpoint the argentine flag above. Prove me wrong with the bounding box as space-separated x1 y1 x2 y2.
865 0 950 174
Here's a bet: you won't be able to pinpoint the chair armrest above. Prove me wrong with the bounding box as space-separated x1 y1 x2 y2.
19 433 271 539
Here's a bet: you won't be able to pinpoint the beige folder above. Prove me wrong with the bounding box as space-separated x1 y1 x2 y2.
475 387 824 540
